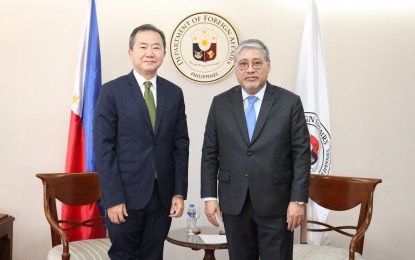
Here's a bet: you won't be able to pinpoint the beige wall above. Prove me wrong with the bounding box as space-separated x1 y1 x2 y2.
1 0 414 259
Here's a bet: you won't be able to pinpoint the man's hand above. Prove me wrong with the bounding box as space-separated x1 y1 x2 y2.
169 195 184 218
286 202 305 231
205 200 222 227
107 203 128 224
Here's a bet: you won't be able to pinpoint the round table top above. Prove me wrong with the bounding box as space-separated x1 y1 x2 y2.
166 226 227 250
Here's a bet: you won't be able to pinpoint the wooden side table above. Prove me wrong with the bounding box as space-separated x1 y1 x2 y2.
0 214 15 260
166 227 227 260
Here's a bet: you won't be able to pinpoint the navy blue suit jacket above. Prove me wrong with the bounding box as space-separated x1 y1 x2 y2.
94 71 189 210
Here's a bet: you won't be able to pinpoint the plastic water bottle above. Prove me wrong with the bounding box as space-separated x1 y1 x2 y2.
186 203 197 235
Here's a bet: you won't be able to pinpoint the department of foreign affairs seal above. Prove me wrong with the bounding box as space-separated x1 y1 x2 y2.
305 112 331 175
170 12 239 83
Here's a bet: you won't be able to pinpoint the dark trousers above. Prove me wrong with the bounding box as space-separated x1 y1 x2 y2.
106 181 171 260
223 192 293 260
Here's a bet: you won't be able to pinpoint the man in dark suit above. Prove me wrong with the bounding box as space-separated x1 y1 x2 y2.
201 39 310 260
94 24 189 260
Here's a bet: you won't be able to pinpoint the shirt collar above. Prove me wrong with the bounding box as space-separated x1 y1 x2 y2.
241 83 266 100
133 70 157 88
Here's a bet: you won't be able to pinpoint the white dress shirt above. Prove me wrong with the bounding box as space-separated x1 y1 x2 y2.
133 70 157 106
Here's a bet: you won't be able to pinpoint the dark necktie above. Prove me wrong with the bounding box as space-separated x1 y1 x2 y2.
144 81 156 131
245 96 258 142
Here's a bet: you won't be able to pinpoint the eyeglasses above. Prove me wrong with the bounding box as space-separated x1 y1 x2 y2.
236 60 266 70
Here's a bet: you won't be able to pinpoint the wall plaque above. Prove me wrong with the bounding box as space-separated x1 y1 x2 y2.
170 12 239 83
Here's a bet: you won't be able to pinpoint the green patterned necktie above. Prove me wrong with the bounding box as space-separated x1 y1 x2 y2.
144 81 156 131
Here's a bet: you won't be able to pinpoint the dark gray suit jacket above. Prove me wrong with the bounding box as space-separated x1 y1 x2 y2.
201 82 310 217
94 71 189 210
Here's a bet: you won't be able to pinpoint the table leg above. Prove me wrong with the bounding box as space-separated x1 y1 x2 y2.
0 236 11 260
203 249 216 260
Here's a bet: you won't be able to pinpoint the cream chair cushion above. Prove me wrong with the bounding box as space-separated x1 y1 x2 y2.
294 244 364 260
47 238 111 260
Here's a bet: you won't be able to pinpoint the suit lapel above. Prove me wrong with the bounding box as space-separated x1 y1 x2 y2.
154 77 165 136
127 71 153 134
231 87 250 145
251 83 276 143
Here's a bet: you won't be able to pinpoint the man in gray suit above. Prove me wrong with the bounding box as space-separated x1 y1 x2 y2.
201 39 310 260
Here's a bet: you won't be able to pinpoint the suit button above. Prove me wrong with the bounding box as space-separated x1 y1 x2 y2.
244 173 248 177
247 151 252 156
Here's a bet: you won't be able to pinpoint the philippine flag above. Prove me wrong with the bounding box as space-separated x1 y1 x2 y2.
62 0 105 241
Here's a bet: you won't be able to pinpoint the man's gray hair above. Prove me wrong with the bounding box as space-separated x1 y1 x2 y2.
234 39 270 62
